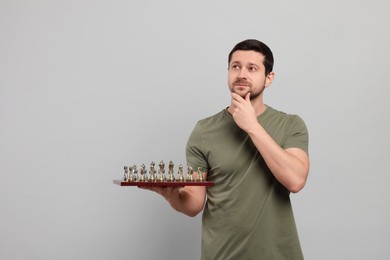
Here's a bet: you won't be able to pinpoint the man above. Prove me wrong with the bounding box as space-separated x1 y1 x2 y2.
143 39 309 259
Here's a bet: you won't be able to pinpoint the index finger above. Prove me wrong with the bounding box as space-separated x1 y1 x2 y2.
231 92 245 101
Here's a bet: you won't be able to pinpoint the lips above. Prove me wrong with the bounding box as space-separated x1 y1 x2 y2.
234 83 251 88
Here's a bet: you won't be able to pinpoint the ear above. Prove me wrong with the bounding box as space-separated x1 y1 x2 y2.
265 72 275 88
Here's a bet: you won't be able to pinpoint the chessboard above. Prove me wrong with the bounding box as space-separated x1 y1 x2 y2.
113 180 214 187
113 161 215 187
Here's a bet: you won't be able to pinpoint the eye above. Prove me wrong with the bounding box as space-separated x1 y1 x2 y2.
231 64 240 70
249 66 257 72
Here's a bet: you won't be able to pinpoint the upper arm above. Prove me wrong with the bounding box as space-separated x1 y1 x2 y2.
283 115 309 153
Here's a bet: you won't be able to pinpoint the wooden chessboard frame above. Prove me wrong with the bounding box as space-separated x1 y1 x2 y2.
113 180 215 187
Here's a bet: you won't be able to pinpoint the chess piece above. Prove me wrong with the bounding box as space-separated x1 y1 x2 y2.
157 160 166 182
197 167 204 182
131 165 138 182
128 165 134 182
176 164 184 182
167 161 175 182
139 164 146 182
123 166 129 181
148 161 156 182
186 166 194 182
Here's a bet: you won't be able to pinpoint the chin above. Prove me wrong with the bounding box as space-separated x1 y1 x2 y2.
231 87 249 96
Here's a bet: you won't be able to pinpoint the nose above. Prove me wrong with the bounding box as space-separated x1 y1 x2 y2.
238 68 248 79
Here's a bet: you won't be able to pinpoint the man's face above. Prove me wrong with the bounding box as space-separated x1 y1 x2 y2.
228 50 273 99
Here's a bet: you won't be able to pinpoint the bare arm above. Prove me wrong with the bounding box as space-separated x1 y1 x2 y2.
230 92 310 193
139 172 207 217
247 127 309 193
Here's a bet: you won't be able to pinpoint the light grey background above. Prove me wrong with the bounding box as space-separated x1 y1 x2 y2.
1 1 389 259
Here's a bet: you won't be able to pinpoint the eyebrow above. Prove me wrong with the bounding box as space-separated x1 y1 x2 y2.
247 62 259 67
230 61 260 67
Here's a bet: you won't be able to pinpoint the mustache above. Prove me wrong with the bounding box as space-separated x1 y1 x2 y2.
234 79 251 86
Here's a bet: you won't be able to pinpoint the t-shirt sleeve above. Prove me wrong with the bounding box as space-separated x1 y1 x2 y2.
185 121 209 171
283 115 309 154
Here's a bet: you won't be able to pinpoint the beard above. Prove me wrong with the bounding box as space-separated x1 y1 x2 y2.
230 79 266 99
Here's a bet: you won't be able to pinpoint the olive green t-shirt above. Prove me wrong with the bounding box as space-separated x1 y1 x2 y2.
186 106 309 260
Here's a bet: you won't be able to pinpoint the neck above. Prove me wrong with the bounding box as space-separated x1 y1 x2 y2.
254 102 267 116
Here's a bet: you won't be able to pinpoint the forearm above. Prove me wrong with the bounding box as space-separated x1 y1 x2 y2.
166 187 206 217
248 123 309 193
141 172 207 217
